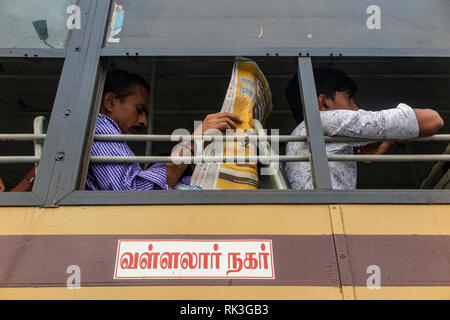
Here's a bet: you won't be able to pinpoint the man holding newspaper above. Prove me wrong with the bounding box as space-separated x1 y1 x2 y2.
85 69 242 191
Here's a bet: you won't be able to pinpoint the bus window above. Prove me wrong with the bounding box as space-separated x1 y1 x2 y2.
0 58 63 192
79 57 298 191
312 57 450 189
79 56 449 192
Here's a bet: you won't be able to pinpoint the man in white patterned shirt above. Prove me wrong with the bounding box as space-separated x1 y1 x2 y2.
284 68 444 189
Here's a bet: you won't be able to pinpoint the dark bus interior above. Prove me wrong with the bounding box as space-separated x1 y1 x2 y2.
0 58 62 191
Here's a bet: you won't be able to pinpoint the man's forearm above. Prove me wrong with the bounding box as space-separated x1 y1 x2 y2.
166 163 188 187
10 167 35 192
166 140 193 187
413 108 444 137
10 178 33 192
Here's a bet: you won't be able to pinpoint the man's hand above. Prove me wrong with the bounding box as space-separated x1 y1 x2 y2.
0 178 5 192
194 112 242 135
166 112 242 188
10 166 36 192
355 141 395 164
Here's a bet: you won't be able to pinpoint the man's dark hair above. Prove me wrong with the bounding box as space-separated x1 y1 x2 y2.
102 69 150 102
285 68 357 124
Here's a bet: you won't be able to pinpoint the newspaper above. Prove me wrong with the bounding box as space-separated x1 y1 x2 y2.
190 57 273 189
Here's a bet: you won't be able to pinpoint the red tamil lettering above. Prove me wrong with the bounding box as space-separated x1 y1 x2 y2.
139 252 160 269
198 252 210 269
180 252 198 269
120 252 139 269
258 243 270 269
226 252 243 275
244 252 258 269
160 252 180 269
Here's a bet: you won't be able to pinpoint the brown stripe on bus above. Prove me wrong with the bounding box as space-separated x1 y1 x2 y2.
0 235 449 288
0 235 339 288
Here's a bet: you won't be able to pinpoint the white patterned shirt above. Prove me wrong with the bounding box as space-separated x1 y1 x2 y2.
284 103 420 189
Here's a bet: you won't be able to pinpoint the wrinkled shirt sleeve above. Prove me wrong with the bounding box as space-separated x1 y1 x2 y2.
88 140 169 190
320 103 419 140
285 103 420 190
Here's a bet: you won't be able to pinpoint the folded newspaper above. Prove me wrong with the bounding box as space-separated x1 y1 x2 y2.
190 57 273 189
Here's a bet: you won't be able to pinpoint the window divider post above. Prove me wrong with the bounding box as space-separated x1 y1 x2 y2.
297 57 332 190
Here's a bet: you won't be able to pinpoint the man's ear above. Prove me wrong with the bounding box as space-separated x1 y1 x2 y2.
102 92 115 113
317 94 329 111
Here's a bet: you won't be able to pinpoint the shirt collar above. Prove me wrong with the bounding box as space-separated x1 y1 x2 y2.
96 113 122 134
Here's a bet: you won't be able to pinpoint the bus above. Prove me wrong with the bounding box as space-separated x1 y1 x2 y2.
0 0 449 300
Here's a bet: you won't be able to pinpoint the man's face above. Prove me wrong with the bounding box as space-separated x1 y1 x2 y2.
106 84 149 134
320 91 359 111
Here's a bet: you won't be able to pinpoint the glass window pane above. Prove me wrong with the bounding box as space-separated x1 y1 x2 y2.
104 0 450 51
0 0 76 49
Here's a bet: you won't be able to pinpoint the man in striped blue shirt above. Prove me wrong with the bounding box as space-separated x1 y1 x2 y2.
86 70 241 191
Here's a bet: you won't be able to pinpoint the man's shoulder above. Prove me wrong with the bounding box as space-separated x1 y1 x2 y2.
290 121 306 136
286 122 307 155
95 114 121 135
319 109 355 122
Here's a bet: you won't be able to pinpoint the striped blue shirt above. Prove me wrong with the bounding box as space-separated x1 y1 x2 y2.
86 114 190 191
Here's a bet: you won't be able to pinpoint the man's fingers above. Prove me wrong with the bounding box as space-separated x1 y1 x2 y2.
213 120 234 131
201 112 243 134
215 112 242 122
220 117 238 130
204 118 238 131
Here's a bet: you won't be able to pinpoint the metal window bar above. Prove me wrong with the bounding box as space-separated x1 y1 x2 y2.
4 155 450 165
253 119 289 190
88 154 450 164
0 116 47 164
2 134 450 143
420 143 450 189
297 57 332 190
434 170 450 189
33 116 46 172
91 134 450 143
89 131 450 164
